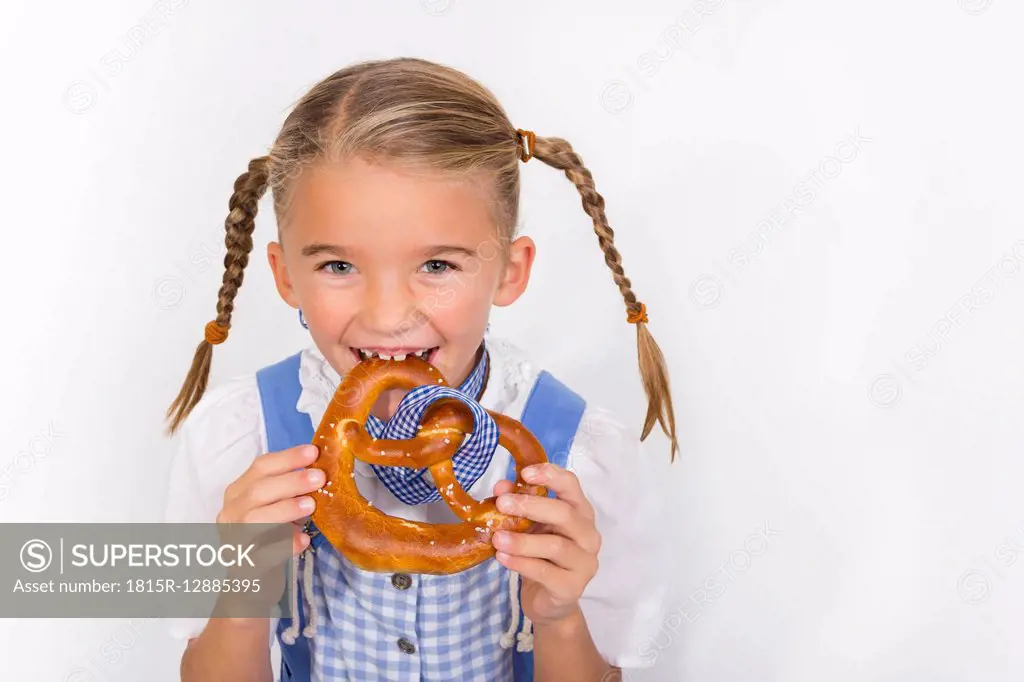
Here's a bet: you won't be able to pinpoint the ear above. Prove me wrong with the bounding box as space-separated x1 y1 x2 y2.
493 235 535 307
267 241 300 308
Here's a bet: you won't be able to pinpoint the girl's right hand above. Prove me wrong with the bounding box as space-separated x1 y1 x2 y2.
216 444 324 556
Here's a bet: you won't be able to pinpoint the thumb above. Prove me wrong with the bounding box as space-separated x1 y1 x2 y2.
492 479 516 497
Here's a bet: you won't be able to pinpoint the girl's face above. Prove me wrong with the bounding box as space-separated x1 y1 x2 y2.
267 156 534 419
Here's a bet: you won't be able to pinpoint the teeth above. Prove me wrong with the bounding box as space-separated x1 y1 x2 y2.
357 347 434 361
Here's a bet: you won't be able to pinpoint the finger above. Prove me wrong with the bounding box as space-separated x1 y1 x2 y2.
221 524 305 588
249 444 320 480
492 530 593 573
225 445 319 505
496 494 601 554
493 479 545 499
492 479 516 497
235 495 318 526
495 553 579 600
238 522 311 558
242 468 326 510
242 525 305 569
292 526 311 556
521 463 593 517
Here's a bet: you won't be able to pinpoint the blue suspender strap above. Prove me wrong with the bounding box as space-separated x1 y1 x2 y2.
257 352 313 453
506 370 586 486
255 352 314 682
506 370 587 682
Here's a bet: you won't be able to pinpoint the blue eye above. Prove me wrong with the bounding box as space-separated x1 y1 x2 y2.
320 261 353 276
422 260 458 275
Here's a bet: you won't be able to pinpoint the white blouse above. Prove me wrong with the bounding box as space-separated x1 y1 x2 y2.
162 335 671 671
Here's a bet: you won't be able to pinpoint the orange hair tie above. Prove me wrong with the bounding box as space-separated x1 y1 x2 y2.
516 128 535 162
627 302 648 325
204 320 229 345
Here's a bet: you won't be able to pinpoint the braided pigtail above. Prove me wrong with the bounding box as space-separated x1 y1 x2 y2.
528 134 679 461
164 156 271 435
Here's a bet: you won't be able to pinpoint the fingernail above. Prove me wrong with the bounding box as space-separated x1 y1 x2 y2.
304 445 318 459
495 551 510 563
493 531 510 548
298 496 315 512
308 469 326 486
522 465 540 481
497 495 515 513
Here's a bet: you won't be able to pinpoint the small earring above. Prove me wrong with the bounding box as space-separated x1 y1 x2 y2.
299 309 308 329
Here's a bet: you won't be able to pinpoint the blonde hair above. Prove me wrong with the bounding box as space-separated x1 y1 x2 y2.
165 57 679 460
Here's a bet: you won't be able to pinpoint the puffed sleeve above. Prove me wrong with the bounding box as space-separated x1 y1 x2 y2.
161 375 267 641
569 406 672 670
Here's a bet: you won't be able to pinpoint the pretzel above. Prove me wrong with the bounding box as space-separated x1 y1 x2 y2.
308 355 549 575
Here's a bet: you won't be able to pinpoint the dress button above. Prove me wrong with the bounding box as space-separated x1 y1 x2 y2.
397 637 416 655
391 573 412 590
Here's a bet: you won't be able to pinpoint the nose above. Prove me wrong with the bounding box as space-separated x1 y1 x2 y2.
360 275 420 336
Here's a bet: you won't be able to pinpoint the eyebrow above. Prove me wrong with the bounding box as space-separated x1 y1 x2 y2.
420 245 478 259
300 243 478 259
301 243 351 258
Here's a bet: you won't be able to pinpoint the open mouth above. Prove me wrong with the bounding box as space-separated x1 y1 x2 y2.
349 346 440 363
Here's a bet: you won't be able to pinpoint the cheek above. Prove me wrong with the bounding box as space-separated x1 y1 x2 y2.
424 270 494 331
297 280 358 330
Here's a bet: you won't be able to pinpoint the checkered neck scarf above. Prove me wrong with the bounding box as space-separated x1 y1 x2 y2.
363 344 496 506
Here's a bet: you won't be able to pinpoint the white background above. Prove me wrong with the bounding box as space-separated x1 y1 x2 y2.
1 0 1021 679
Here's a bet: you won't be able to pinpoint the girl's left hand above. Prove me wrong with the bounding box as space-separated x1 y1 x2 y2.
490 463 602 627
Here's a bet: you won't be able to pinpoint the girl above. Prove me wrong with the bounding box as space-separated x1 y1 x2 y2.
163 57 678 682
